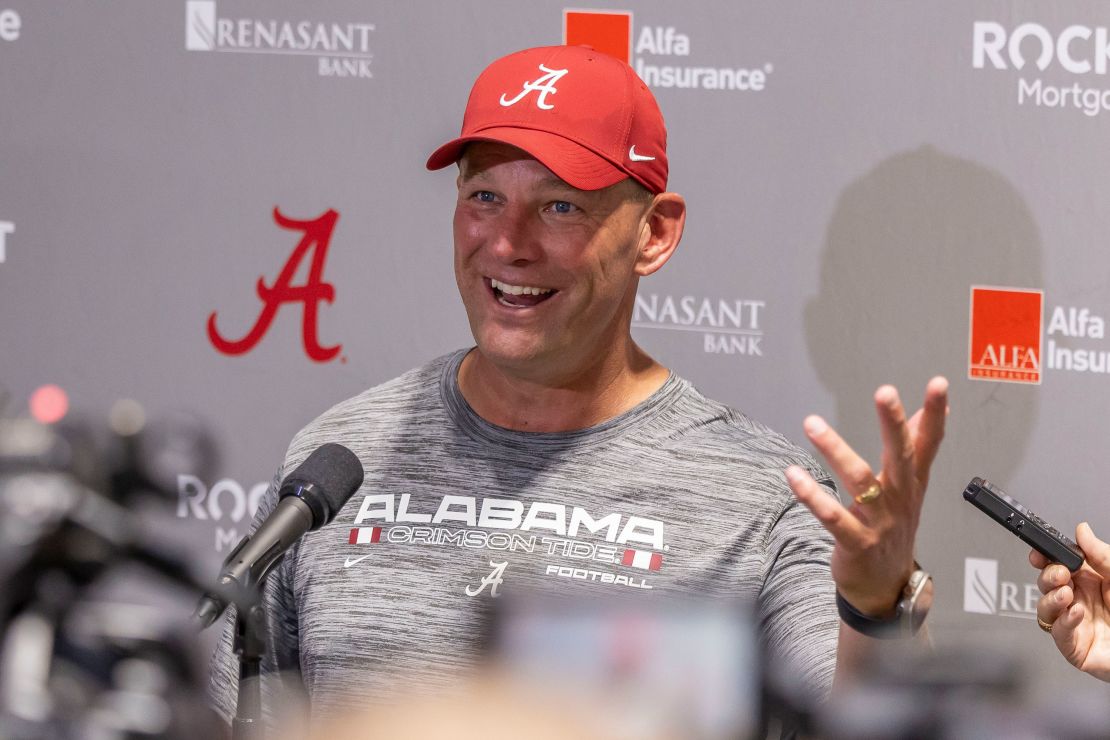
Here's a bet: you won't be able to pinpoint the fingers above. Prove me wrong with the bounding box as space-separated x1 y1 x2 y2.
1029 548 1050 569
1037 563 1072 594
1075 522 1110 579
785 465 868 547
1037 583 1075 629
875 385 914 479
909 377 949 481
1050 601 1087 662
801 416 875 494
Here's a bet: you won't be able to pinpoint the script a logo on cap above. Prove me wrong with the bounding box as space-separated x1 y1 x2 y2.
500 64 569 110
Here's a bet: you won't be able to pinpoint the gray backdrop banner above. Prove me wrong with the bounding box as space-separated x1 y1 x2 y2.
3 0 1109 701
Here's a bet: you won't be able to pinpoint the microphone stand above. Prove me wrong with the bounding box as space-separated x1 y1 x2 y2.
197 531 291 740
232 582 269 740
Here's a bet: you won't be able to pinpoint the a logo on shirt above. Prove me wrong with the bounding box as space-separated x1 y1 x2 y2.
342 493 667 589
465 560 509 598
343 554 371 568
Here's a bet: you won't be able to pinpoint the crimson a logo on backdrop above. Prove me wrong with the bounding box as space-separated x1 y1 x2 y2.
973 21 1110 117
968 285 1110 382
563 9 773 92
185 1 375 79
0 220 13 263
207 207 343 363
0 9 20 42
633 293 766 358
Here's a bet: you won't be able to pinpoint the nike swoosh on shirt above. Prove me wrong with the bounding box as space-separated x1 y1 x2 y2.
344 555 371 568
629 145 655 162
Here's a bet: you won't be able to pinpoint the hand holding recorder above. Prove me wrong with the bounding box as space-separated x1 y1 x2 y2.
1030 522 1110 683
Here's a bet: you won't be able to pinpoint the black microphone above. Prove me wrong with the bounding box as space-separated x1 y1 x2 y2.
194 443 364 628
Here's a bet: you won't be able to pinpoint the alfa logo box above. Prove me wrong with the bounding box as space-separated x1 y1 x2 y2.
968 286 1043 384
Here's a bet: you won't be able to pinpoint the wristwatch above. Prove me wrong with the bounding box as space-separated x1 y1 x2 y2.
836 562 933 639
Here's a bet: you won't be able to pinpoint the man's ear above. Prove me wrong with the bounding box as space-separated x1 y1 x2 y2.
635 193 686 276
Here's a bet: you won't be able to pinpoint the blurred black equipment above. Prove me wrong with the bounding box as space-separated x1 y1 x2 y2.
0 402 220 739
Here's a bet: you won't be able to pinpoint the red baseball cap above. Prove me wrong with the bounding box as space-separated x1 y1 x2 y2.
426 45 668 194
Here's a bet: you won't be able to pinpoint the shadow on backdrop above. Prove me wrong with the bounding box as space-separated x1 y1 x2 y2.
804 145 1042 624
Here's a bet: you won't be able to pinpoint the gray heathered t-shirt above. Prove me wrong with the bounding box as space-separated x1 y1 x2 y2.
208 349 840 725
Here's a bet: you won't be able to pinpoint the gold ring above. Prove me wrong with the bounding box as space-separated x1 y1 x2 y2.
1037 616 1054 633
854 482 883 505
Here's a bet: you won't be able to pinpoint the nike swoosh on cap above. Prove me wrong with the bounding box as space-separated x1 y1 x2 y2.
629 145 655 162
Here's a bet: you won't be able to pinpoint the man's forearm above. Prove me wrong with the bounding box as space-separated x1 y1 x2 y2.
832 621 932 690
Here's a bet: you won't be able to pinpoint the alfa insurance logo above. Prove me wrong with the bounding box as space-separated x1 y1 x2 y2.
969 286 1110 380
972 20 1110 117
968 286 1043 384
563 9 772 92
185 1 375 79
964 557 1039 620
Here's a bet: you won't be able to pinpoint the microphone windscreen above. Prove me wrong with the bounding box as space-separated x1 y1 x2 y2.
279 443 364 529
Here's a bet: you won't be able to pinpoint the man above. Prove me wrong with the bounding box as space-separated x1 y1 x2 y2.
209 44 948 728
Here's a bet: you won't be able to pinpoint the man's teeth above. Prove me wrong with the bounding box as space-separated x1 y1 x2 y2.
491 278 554 296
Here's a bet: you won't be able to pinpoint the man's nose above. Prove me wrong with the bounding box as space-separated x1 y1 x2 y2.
488 206 542 263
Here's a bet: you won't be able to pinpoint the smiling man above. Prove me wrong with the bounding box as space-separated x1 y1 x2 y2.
209 45 948 732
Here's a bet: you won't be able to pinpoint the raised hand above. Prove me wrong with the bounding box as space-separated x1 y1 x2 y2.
786 377 948 616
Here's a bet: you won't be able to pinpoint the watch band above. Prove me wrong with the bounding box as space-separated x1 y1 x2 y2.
836 562 933 639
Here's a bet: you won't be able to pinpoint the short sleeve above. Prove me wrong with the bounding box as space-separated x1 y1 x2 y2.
757 478 839 701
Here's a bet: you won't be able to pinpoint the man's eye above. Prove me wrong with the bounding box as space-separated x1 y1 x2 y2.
473 191 496 203
550 201 577 214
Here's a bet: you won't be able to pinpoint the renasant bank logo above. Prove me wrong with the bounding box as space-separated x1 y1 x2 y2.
633 293 766 358
185 1 375 79
964 557 1039 620
563 9 773 92
968 286 1042 384
972 20 1110 117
